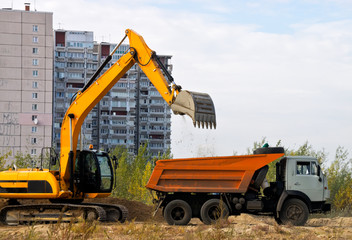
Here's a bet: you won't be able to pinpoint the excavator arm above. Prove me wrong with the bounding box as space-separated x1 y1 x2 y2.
59 29 216 185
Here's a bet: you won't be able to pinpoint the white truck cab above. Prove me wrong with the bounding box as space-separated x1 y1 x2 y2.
285 156 330 202
274 156 331 225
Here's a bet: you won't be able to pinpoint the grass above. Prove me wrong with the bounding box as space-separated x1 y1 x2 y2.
310 208 352 219
0 213 351 240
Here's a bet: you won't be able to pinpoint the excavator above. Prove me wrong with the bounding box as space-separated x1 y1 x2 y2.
0 29 216 225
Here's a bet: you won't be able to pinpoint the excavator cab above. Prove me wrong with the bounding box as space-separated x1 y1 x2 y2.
74 151 113 193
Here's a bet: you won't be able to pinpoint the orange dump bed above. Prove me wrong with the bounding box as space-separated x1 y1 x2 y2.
146 153 284 193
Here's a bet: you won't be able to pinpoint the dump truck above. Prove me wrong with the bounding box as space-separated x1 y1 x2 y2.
146 147 331 226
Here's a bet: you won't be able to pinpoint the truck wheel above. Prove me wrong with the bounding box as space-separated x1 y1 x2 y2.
274 215 283 225
279 199 309 226
163 200 192 225
200 199 229 225
253 147 285 155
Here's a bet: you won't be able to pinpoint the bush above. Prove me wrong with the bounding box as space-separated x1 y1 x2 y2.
110 144 171 204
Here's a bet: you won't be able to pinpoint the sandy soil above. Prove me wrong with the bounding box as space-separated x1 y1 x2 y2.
0 198 351 239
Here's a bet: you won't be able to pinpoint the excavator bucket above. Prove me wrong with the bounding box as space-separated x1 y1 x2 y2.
171 90 216 129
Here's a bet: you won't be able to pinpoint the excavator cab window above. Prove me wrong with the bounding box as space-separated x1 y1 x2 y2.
96 153 113 192
75 151 113 193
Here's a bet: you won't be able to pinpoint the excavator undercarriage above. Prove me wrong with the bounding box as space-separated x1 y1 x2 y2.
0 202 127 225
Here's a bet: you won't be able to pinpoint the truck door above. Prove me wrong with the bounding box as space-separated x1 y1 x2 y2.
286 159 324 202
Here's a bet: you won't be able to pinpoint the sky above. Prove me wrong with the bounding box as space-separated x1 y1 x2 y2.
2 0 352 162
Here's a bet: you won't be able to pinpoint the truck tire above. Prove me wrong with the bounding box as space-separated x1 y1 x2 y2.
163 200 192 225
279 198 309 226
252 165 269 189
200 199 229 225
253 147 285 155
274 215 283 225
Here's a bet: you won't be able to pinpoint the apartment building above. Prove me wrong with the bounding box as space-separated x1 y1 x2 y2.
0 5 53 161
97 43 172 156
53 31 171 156
53 30 97 151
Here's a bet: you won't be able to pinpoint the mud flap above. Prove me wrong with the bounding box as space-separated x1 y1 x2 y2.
171 90 216 129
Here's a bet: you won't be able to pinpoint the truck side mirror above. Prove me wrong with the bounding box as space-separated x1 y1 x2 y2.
317 165 322 182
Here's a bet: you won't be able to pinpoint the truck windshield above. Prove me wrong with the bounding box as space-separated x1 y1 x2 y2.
97 155 113 191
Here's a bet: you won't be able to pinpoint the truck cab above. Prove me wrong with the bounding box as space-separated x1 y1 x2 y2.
284 156 330 202
271 156 331 225
276 156 330 213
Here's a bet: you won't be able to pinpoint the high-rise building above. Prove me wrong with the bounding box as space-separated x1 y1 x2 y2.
53 30 97 151
0 4 53 161
53 31 172 156
96 43 172 156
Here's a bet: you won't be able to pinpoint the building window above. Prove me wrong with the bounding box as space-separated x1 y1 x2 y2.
32 48 38 54
32 126 37 133
33 36 38 43
56 92 64 98
32 115 37 121
32 70 38 77
32 81 38 88
32 59 38 66
32 104 38 111
31 149 37 155
33 25 38 32
31 137 37 144
32 93 38 99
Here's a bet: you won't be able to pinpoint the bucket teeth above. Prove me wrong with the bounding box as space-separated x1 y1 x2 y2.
171 90 216 129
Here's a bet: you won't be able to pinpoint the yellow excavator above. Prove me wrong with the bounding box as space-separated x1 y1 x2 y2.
0 29 216 224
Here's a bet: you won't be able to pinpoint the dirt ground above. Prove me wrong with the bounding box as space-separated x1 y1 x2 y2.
0 198 351 239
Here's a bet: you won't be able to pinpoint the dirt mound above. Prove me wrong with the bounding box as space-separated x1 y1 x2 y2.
0 197 164 223
85 197 164 222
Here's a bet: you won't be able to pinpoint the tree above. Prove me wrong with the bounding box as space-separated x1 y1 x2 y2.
327 146 352 210
110 144 172 204
11 151 38 168
0 151 11 171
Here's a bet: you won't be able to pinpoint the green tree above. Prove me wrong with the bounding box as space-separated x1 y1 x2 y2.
111 146 130 199
0 151 11 171
128 144 150 201
11 151 38 168
110 144 172 204
327 146 352 210
334 178 352 210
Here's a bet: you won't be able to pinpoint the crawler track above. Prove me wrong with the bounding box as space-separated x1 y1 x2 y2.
0 203 128 225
